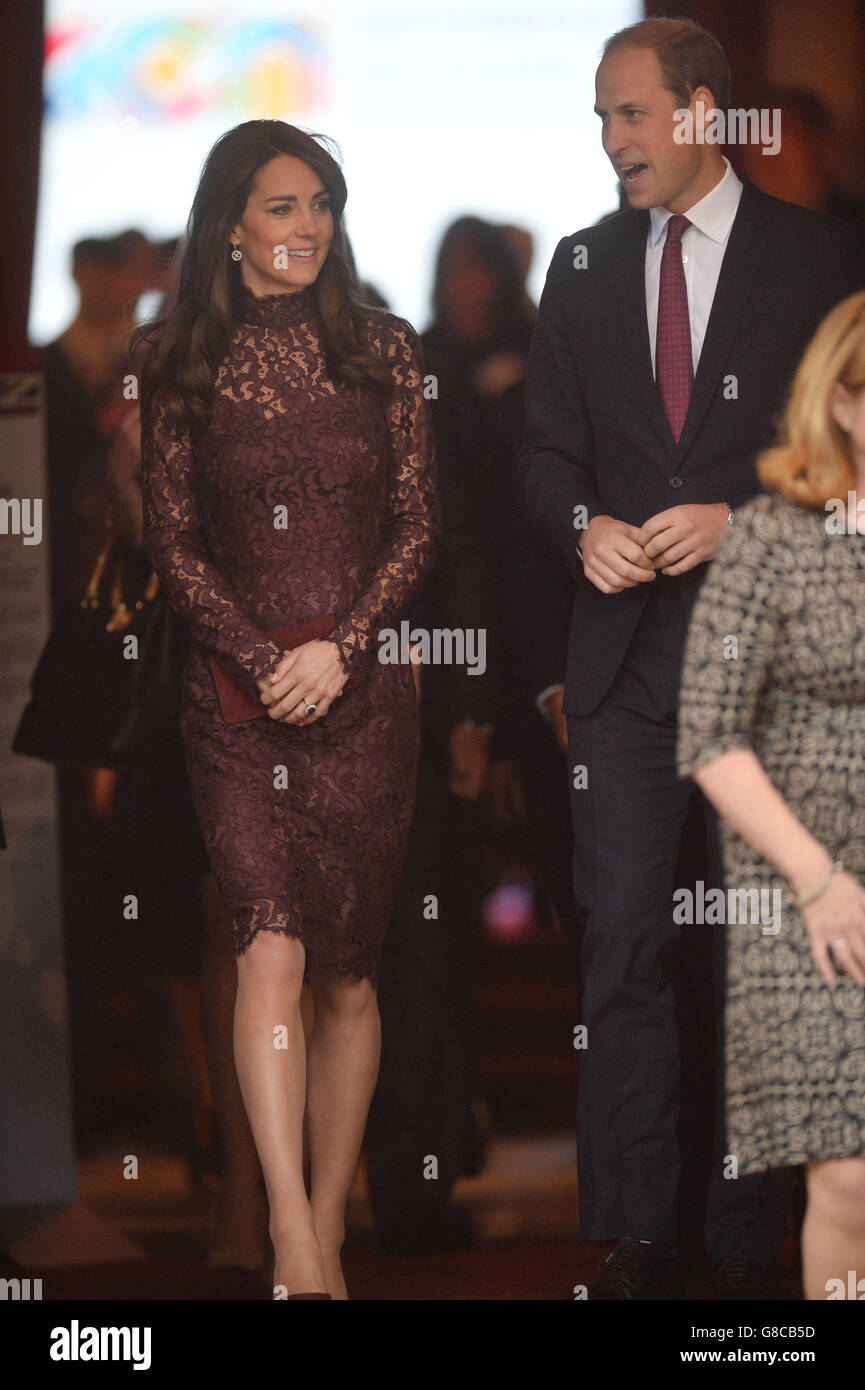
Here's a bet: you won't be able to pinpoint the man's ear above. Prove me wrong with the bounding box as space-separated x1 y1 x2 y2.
688 84 718 141
690 84 717 114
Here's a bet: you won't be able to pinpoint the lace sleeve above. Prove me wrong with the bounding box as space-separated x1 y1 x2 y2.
140 386 284 682
325 320 441 676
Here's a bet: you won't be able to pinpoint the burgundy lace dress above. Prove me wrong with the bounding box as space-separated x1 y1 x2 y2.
140 282 440 984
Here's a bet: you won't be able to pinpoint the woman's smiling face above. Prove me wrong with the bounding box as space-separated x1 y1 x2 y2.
230 154 335 295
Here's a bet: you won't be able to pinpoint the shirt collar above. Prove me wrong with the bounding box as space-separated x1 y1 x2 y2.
647 156 743 247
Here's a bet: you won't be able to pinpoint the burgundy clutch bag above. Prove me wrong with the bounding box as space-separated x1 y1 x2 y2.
209 613 336 724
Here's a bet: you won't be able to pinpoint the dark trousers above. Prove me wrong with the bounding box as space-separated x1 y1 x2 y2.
566 577 791 1264
517 708 584 953
365 747 476 1229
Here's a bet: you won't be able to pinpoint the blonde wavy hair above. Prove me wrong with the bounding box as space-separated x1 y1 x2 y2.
758 290 865 508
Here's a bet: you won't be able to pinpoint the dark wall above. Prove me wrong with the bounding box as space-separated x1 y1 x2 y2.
643 0 768 96
0 1 43 371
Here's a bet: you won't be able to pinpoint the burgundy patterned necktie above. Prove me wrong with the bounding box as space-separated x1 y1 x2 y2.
655 212 693 443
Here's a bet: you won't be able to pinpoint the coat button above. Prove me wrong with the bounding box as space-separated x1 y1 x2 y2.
668 475 683 489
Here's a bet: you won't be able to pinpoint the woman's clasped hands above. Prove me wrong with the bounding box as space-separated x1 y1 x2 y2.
256 638 348 725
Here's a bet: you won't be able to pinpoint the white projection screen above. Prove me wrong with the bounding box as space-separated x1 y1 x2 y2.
32 0 638 340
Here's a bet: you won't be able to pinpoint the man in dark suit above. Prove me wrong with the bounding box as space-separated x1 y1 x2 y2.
519 17 865 1298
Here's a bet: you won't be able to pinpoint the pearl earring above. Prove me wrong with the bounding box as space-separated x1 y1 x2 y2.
231 243 242 261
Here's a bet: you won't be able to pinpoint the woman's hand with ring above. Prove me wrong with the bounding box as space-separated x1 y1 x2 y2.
255 638 347 725
801 870 865 986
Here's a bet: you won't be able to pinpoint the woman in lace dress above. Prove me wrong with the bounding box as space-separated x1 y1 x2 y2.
677 292 865 1299
137 121 440 1299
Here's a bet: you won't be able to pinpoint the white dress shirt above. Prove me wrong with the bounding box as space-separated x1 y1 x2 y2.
645 155 743 375
536 158 743 721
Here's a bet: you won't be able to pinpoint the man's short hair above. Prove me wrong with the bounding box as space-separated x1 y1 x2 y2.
603 17 731 116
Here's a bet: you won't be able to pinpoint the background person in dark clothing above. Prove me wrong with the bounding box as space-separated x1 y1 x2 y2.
368 217 579 1251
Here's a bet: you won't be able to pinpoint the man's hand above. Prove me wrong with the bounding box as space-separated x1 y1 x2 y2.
85 767 118 822
472 350 526 398
581 513 657 594
636 503 728 576
542 687 568 754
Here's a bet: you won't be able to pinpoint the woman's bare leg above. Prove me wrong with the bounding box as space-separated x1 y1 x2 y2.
802 1157 865 1299
306 962 381 1300
234 929 326 1296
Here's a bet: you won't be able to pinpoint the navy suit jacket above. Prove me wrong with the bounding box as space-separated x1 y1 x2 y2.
519 177 865 716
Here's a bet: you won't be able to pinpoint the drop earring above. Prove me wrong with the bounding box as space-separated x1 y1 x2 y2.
231 243 242 261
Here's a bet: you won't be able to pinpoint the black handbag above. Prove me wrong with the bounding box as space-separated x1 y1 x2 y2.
12 528 188 768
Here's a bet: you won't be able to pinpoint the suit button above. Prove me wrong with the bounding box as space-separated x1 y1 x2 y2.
668 475 683 489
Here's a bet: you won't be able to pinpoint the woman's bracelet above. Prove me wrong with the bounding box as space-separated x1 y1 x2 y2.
790 860 845 910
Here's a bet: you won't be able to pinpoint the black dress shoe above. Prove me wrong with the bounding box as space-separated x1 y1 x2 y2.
713 1253 772 1300
589 1237 684 1300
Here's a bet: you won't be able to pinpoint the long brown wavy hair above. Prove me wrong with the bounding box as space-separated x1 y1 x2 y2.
758 291 865 508
131 120 398 437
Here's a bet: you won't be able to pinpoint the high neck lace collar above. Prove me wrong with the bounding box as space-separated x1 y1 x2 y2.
238 280 318 328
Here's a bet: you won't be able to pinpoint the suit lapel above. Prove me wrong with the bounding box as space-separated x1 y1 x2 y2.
613 210 677 456
674 178 771 463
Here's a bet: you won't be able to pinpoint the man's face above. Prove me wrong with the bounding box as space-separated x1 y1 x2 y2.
594 45 712 212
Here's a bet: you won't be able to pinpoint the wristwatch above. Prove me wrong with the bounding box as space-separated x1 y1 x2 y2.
723 502 734 526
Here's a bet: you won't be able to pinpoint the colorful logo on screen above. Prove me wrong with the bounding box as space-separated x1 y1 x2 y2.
44 17 328 120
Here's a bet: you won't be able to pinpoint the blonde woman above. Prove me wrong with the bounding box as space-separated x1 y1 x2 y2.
677 290 865 1299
